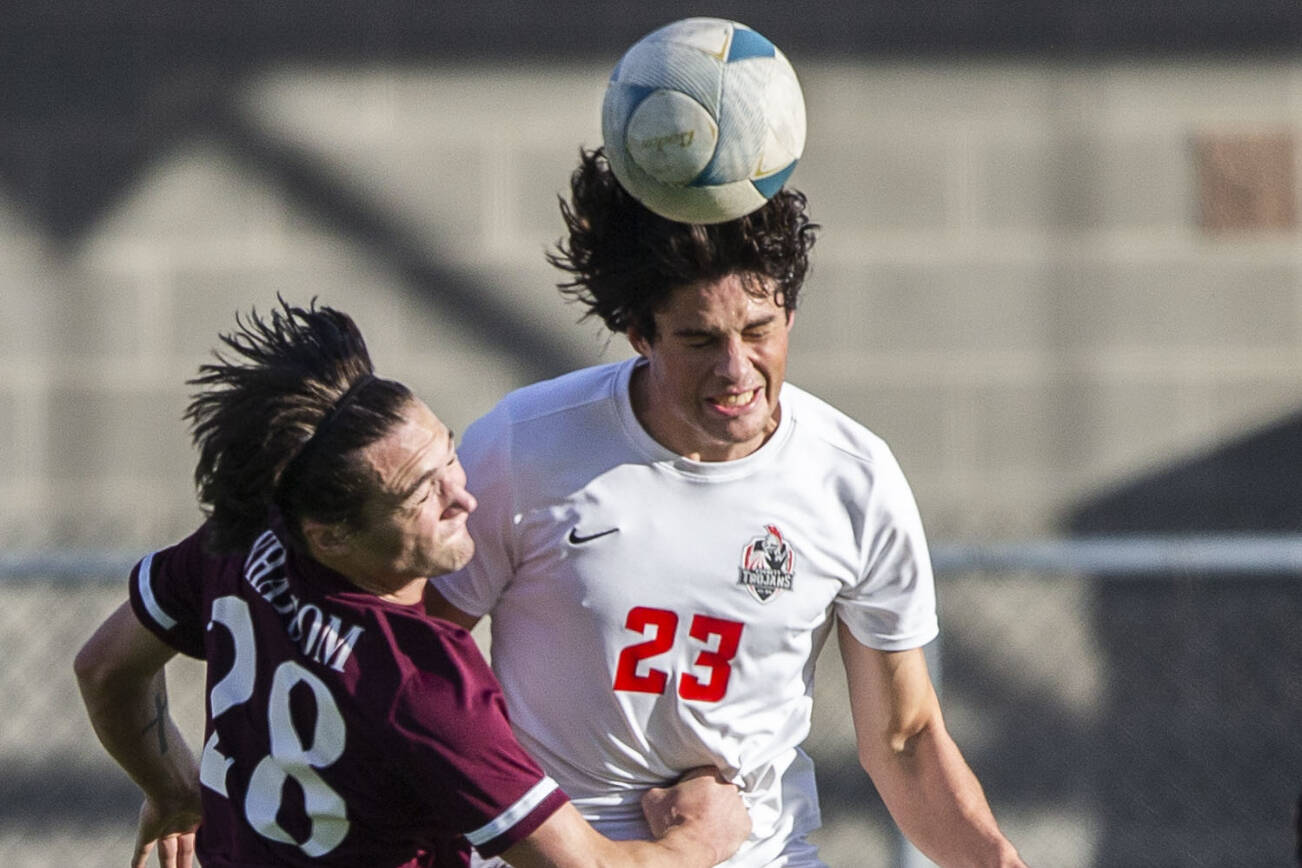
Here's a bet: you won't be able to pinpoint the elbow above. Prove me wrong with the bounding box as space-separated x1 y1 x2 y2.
859 714 938 774
73 631 129 702
73 637 108 696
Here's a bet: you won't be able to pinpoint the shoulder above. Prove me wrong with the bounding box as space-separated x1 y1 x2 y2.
376 612 551 783
373 610 503 722
373 607 493 689
460 362 631 484
129 523 236 657
783 383 898 469
467 362 627 438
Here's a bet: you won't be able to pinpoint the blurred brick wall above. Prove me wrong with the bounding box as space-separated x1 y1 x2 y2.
6 59 1302 547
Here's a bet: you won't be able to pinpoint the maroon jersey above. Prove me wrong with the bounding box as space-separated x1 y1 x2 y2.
128 522 567 867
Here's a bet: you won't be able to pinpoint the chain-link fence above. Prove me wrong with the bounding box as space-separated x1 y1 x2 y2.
5 540 1299 867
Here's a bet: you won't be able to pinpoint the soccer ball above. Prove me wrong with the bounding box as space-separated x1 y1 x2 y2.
601 17 806 225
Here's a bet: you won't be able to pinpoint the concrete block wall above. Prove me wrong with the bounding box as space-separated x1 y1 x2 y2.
790 60 1302 538
5 57 1302 867
7 58 1299 548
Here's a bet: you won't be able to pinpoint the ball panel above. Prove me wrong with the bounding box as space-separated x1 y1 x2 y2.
612 40 725 116
751 160 797 199
625 161 769 224
724 27 775 62
763 48 807 160
625 90 718 185
602 81 655 142
643 17 737 60
753 126 797 179
695 56 774 186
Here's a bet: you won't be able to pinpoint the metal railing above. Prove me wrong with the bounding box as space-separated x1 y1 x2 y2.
5 537 1298 868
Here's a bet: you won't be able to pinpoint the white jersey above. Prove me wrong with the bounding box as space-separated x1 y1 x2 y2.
436 358 938 867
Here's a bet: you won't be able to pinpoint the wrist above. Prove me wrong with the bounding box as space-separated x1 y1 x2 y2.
971 838 1025 868
139 747 200 805
657 824 729 868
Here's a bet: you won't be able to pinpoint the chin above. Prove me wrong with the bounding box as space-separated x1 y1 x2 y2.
716 420 767 445
442 540 476 574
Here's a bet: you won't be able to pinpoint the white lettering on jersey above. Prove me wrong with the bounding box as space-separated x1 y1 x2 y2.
242 530 364 672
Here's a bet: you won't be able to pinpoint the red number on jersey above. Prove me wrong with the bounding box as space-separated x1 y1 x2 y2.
612 606 678 694
679 615 743 702
613 607 744 703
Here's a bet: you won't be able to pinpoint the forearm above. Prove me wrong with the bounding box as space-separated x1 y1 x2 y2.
502 799 741 868
76 658 197 801
868 720 1022 868
587 830 730 868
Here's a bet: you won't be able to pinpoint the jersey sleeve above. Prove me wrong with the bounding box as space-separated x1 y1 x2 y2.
392 625 568 857
433 402 517 618
834 448 940 651
126 526 210 659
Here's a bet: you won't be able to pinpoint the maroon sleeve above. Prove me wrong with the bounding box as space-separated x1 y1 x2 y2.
126 526 211 659
387 622 568 857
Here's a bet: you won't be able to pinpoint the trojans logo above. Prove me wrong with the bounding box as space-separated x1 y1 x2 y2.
737 524 796 603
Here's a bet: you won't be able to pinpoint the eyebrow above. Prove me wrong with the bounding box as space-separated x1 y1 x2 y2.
673 314 778 338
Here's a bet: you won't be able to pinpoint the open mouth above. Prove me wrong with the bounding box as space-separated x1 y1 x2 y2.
710 387 760 412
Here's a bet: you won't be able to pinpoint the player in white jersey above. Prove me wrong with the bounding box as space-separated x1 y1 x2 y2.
429 149 1027 867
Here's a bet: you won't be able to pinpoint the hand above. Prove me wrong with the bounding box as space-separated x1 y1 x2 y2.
641 767 751 864
132 791 202 868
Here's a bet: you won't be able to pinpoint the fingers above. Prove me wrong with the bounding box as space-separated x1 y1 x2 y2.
678 765 726 783
176 830 196 868
131 838 154 868
131 828 189 868
156 833 178 868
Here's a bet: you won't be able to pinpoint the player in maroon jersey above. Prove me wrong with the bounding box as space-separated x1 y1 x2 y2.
74 300 749 868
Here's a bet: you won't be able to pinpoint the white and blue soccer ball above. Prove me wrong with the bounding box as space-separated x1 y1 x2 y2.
601 17 806 225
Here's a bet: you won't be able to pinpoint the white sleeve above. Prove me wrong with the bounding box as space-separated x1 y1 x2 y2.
833 448 940 651
432 402 517 618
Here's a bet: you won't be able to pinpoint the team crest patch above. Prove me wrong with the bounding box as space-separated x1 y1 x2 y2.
738 524 796 603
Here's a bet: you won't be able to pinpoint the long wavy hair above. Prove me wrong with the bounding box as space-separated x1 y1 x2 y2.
548 147 819 341
185 299 413 552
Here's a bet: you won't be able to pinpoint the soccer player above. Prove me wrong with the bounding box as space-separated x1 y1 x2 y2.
74 300 750 868
426 149 1028 867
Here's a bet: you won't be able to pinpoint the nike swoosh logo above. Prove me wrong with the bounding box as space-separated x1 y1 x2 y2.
568 527 619 545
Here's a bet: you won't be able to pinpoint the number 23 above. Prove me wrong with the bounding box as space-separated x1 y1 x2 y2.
612 606 743 702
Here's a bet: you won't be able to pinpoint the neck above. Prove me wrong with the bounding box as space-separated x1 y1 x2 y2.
309 548 425 606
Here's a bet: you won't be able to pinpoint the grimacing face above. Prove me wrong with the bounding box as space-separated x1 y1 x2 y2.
628 273 792 462
346 399 477 588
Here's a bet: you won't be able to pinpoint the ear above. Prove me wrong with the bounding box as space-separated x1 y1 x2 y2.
300 517 351 559
626 323 652 358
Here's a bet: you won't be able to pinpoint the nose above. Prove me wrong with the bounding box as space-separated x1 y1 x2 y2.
713 335 751 381
445 476 477 517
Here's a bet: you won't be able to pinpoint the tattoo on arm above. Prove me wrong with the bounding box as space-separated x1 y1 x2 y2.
141 690 169 755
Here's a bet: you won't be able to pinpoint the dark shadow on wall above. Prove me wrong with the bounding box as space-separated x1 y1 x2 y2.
1068 412 1302 867
202 102 586 380
8 3 1302 373
9 1 1302 235
3 28 588 380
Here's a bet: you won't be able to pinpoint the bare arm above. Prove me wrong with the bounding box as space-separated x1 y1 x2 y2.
838 619 1026 868
74 601 202 868
500 770 750 868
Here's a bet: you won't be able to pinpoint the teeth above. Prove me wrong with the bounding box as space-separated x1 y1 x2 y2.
717 389 757 407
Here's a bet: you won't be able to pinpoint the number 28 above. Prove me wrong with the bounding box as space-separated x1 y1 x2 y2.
612 606 743 702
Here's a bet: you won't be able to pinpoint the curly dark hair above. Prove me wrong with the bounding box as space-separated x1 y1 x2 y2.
185 299 414 552
548 147 818 341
